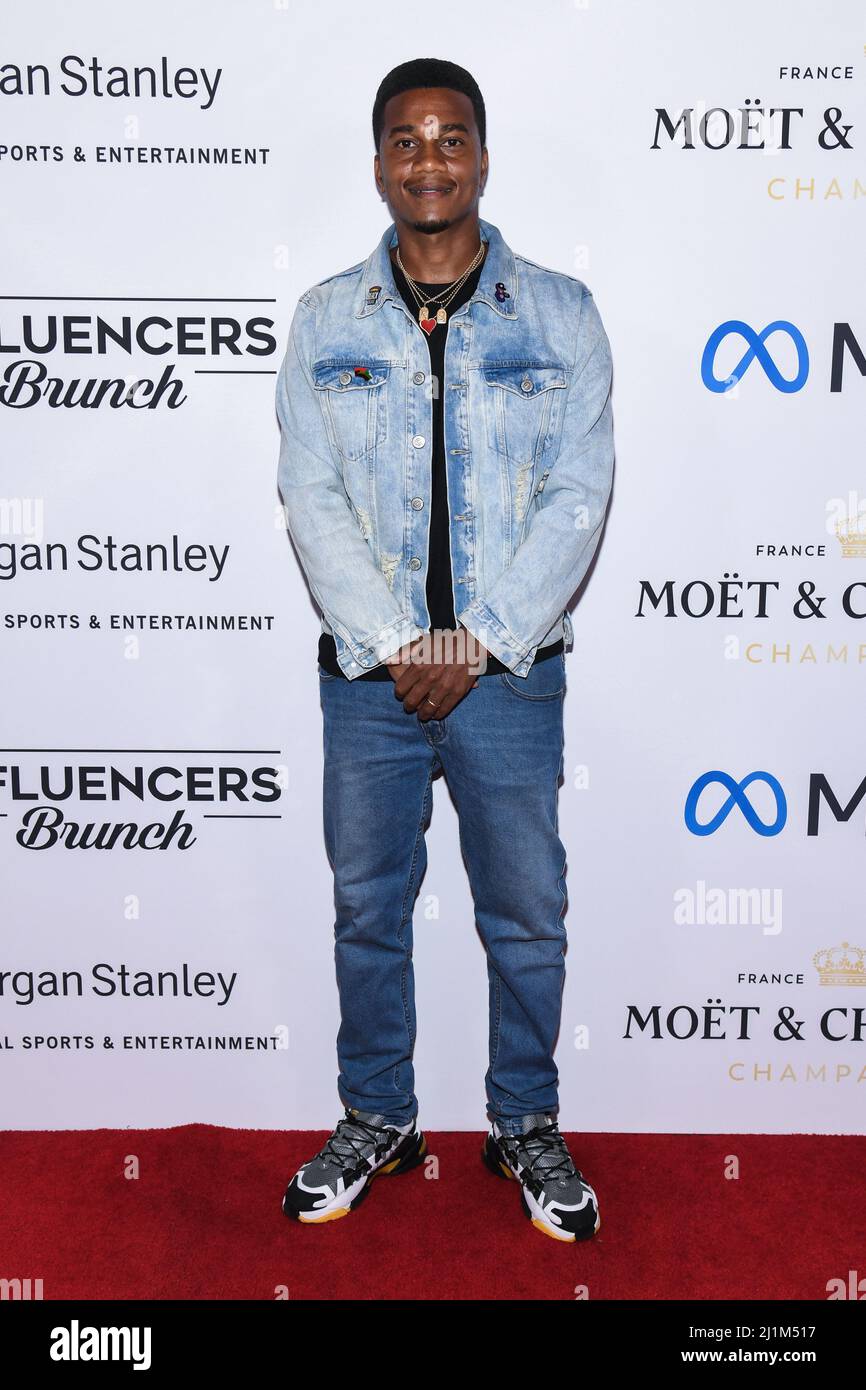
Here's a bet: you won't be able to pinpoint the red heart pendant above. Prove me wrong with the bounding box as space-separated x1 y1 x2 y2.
420 318 437 335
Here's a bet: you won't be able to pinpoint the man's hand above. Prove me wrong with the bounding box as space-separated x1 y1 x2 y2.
385 628 490 719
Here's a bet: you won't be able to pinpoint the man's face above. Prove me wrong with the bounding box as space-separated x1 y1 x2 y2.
374 86 488 235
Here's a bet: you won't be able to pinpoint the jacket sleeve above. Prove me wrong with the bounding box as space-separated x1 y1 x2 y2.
276 294 426 678
456 287 614 677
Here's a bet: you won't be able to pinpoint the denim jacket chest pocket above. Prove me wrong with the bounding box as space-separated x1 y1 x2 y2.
480 363 569 467
312 359 391 464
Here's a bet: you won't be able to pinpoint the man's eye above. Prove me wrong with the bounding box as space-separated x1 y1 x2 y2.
443 137 464 147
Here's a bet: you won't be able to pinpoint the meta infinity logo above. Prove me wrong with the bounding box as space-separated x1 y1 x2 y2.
686 770 866 836
701 320 864 394
684 770 788 837
701 320 809 393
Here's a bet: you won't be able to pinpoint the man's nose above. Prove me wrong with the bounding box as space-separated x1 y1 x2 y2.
413 143 449 172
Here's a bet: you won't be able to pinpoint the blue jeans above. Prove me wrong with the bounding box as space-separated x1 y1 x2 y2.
318 651 568 1137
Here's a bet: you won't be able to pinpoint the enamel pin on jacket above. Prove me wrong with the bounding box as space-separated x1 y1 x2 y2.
276 217 614 679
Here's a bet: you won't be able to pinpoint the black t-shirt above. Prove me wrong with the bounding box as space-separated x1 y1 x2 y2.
317 241 563 679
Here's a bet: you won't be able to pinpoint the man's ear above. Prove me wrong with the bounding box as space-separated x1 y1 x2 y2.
479 147 489 197
373 152 385 200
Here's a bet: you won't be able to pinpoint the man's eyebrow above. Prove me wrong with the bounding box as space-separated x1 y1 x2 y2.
387 121 470 137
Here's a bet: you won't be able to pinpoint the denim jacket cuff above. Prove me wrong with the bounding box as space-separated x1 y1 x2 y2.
457 601 536 679
337 613 426 679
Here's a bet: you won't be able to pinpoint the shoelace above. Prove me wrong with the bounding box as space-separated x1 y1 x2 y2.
317 1114 393 1171
506 1121 580 1188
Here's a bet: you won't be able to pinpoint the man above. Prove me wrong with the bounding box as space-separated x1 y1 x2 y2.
275 58 614 1242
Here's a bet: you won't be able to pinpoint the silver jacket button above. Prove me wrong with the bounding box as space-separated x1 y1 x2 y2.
339 371 352 385
412 434 425 448
413 371 426 384
521 378 533 393
411 497 424 510
409 556 422 570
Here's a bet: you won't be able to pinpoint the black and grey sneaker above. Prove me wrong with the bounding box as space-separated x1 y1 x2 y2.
282 1106 426 1224
482 1113 600 1243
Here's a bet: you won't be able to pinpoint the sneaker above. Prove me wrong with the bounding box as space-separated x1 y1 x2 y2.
482 1113 600 1242
282 1106 426 1224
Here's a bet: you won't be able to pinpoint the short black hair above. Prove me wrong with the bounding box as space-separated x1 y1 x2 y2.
372 58 486 150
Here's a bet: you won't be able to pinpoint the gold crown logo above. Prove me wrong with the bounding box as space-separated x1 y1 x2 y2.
835 517 866 558
813 941 866 986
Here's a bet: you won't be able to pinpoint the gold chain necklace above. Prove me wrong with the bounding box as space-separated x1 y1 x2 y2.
395 239 486 335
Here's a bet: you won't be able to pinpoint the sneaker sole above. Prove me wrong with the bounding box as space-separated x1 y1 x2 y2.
481 1132 601 1243
284 1129 427 1224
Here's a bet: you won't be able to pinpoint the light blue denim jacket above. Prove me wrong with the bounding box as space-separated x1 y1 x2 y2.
276 216 614 679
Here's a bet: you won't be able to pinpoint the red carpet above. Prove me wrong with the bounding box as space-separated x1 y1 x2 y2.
1 1127 863 1300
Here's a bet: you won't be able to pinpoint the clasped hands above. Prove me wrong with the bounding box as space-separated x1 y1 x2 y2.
386 628 491 720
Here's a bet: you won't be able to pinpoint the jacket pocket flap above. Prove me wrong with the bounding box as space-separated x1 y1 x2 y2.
481 364 568 396
312 360 389 390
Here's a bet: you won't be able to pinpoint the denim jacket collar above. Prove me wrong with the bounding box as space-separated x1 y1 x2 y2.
356 215 518 321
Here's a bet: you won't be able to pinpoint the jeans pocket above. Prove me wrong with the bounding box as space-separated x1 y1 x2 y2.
499 651 565 701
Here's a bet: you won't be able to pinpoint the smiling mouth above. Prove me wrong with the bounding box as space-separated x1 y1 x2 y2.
408 185 452 197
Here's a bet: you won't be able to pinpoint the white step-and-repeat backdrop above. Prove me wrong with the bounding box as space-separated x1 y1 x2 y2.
2 0 863 1134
